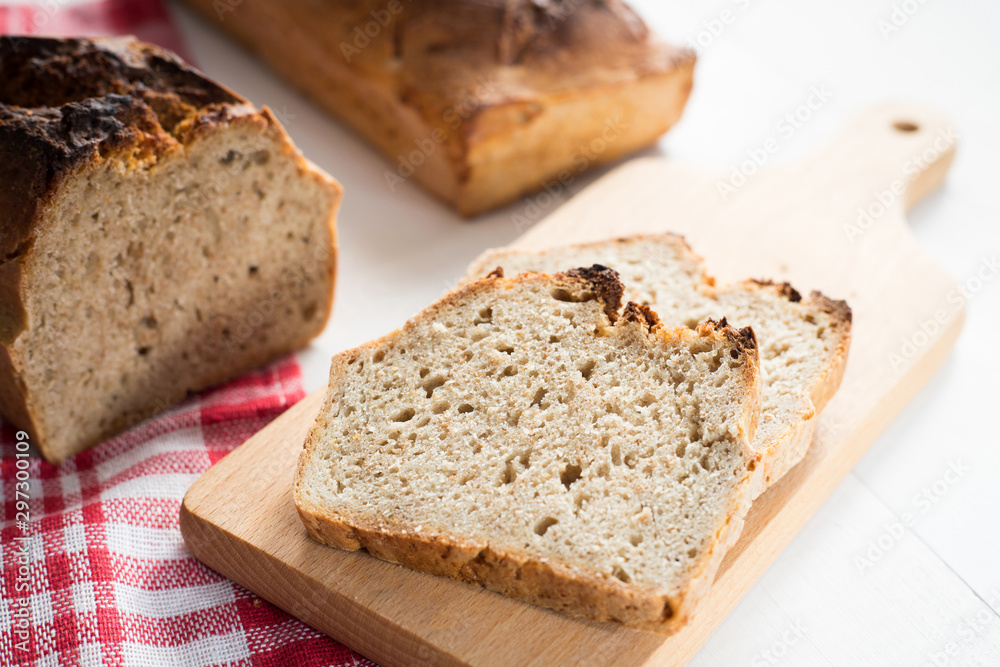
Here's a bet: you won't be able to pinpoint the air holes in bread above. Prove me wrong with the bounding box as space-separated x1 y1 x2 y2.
392 408 415 422
530 387 547 408
560 463 582 489
421 374 446 398
551 287 595 303
534 516 558 536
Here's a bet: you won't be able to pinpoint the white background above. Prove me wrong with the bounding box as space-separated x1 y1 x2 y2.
167 0 1000 664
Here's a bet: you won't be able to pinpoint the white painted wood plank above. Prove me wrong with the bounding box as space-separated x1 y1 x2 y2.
692 475 1000 666
854 298 1000 615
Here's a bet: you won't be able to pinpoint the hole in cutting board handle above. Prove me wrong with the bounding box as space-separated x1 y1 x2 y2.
893 120 920 133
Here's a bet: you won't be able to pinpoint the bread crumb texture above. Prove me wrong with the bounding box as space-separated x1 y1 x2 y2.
466 235 852 495
296 267 761 631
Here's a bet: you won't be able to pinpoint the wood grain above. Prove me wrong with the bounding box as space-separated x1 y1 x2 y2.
180 104 963 666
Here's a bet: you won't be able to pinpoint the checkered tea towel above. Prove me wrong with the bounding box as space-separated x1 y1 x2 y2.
1 356 377 666
0 3 376 663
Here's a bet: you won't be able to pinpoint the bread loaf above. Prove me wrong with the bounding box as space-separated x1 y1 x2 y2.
179 0 695 216
466 235 853 496
0 37 341 463
295 266 762 632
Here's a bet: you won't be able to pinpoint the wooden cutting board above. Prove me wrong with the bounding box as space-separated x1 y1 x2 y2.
180 104 963 666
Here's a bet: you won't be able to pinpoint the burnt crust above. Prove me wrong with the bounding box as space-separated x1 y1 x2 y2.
493 0 649 66
701 317 758 357
475 263 625 324
621 301 661 332
0 36 248 260
0 36 241 116
560 264 624 323
733 325 758 353
750 279 802 303
0 95 174 261
810 290 853 325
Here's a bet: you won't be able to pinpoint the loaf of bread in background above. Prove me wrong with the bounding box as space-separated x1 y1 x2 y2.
0 36 341 463
179 0 695 216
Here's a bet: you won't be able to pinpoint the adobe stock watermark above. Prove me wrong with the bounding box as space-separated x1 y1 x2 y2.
4 0 75 35
213 0 244 21
853 459 969 574
4 35 28 55
338 0 413 62
340 0 592 64
888 253 998 372
918 590 1000 667
843 125 958 243
750 619 809 666
877 0 933 40
526 0 596 32
384 75 500 192
717 84 833 201
510 114 629 233
11 429 34 653
685 0 756 54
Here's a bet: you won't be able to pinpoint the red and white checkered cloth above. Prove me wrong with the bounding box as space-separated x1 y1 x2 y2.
1 357 377 666
0 1 377 664
0 0 189 59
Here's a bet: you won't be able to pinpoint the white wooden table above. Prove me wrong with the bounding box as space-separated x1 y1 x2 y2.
169 0 1000 664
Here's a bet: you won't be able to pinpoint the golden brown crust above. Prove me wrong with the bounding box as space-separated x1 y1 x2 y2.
178 0 695 215
803 291 853 412
296 501 681 631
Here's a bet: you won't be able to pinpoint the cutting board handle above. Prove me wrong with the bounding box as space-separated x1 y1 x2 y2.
830 103 957 211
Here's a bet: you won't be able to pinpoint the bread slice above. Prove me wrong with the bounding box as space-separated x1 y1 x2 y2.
466 235 852 496
179 0 695 216
0 37 342 463
295 266 762 632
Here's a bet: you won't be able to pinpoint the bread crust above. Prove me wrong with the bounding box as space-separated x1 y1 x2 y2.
0 37 341 462
178 0 695 216
0 36 245 257
295 267 762 632
732 282 852 491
